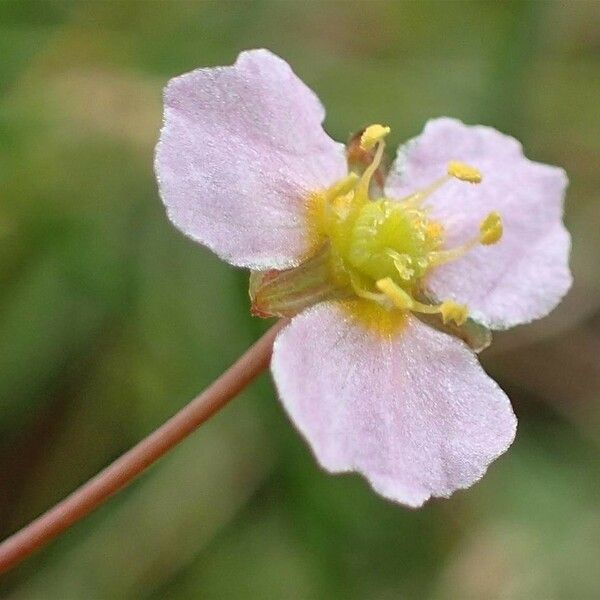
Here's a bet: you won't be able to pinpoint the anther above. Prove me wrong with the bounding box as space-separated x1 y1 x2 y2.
428 211 504 267
375 278 469 325
479 212 503 245
360 124 391 151
447 161 482 183
439 300 468 326
399 161 483 209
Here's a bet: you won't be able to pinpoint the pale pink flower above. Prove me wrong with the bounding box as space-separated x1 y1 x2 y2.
155 49 571 507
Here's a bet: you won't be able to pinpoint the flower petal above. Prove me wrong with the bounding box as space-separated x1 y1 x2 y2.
385 118 572 329
271 301 516 507
155 49 346 269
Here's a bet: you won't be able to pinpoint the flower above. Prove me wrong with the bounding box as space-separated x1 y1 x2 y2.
155 49 572 507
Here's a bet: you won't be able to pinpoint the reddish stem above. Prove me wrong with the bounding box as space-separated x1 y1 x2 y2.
0 320 286 574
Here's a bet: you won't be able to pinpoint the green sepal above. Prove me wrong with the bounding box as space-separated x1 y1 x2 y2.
249 245 351 319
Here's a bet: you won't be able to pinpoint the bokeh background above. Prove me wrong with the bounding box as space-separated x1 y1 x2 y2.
1 1 599 598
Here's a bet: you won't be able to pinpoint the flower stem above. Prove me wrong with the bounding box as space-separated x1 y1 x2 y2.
0 319 287 575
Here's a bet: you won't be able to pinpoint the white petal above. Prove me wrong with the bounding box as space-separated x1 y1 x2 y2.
385 118 572 329
155 49 346 269
271 301 517 507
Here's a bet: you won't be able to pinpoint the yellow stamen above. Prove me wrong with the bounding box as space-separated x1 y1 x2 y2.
324 173 359 201
429 211 504 266
479 211 503 245
399 163 481 210
439 300 468 326
428 242 476 267
360 124 391 150
351 274 391 307
447 161 482 184
375 278 414 310
399 177 448 208
354 132 387 203
375 278 469 326
326 174 359 220
307 173 360 244
303 138 501 331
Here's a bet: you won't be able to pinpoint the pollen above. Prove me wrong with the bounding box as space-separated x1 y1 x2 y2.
360 124 391 151
447 161 482 184
479 212 503 245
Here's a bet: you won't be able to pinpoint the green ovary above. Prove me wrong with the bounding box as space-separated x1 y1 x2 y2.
344 199 437 290
317 192 442 300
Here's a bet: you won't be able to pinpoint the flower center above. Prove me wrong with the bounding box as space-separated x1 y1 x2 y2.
305 125 502 326
250 124 503 331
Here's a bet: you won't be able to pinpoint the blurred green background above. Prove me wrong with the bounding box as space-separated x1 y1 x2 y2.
1 1 599 598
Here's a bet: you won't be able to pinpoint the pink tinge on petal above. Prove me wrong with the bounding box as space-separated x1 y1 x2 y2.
385 118 572 329
271 302 517 507
155 49 346 269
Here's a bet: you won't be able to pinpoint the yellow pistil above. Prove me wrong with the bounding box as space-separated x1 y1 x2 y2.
360 124 391 150
447 160 482 183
